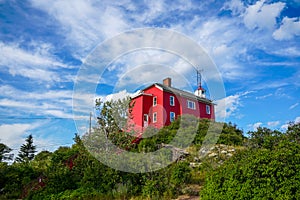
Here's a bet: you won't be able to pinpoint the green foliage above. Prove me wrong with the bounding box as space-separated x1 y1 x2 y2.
95 97 135 136
2 112 298 200
217 122 244 146
247 127 282 150
0 143 13 162
16 134 37 163
200 123 300 199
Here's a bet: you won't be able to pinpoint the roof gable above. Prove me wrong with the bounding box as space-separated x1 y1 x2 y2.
139 83 214 104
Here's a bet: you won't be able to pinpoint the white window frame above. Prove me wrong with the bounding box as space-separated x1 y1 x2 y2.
153 96 157 106
187 100 196 110
170 96 175 106
206 105 211 114
143 114 148 127
170 112 175 122
153 112 157 123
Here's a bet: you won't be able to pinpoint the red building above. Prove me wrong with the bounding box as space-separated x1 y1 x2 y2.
129 78 215 132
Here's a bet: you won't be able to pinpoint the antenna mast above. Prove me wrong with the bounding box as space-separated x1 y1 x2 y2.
89 112 92 134
196 68 203 89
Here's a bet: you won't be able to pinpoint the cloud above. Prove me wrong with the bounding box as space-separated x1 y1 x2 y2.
281 116 300 129
289 103 299 110
104 90 136 102
0 122 41 149
273 17 300 40
215 91 253 120
29 0 130 58
256 93 273 100
267 121 280 127
248 122 263 131
215 94 240 119
243 0 285 30
271 47 300 57
0 85 73 119
0 42 72 82
222 0 245 16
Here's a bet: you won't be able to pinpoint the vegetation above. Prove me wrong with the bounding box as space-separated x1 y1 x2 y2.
0 98 299 199
15 134 37 163
200 123 300 199
0 143 13 162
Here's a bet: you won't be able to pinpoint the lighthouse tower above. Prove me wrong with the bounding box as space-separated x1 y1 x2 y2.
194 69 206 98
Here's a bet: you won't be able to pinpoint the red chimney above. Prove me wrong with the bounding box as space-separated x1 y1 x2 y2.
163 77 171 87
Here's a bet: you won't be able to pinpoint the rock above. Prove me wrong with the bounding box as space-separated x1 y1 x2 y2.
189 162 201 168
221 150 227 154
208 152 218 158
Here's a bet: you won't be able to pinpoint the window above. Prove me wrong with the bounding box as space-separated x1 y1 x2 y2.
143 114 148 127
187 100 196 110
170 96 175 106
206 105 211 114
153 112 157 123
153 96 157 106
170 112 175 122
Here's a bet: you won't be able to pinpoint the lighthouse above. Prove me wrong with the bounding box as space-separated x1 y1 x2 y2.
194 68 206 98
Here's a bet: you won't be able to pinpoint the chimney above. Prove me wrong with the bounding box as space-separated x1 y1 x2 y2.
163 77 171 87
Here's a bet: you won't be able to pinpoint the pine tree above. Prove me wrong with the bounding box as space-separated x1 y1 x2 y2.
0 142 13 162
16 134 37 162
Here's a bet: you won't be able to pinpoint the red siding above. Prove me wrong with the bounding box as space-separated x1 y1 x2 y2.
129 84 215 132
163 91 180 126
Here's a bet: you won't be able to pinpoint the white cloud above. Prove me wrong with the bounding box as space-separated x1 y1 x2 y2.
222 0 245 15
256 93 273 100
267 121 280 127
249 122 263 131
0 85 73 119
273 17 300 40
281 116 300 129
0 42 71 82
104 90 136 102
215 94 240 120
271 47 300 57
0 123 41 149
289 102 299 110
29 0 130 58
243 0 285 30
215 91 253 120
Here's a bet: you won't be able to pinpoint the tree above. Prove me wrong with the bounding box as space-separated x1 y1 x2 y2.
95 97 135 136
200 126 300 199
0 143 13 162
247 127 282 150
16 134 37 163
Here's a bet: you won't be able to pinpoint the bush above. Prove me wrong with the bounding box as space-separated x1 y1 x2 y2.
200 140 300 199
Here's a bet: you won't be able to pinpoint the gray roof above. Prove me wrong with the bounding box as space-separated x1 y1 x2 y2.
143 83 214 105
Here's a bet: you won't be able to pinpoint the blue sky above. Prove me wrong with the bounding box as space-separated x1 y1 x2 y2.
0 0 300 153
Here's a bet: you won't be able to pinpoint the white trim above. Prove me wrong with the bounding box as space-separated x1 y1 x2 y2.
206 105 211 114
170 96 175 106
170 112 175 122
153 112 157 123
153 96 157 106
155 84 164 91
187 100 196 110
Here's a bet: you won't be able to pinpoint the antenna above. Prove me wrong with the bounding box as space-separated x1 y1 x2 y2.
89 112 92 134
196 68 203 89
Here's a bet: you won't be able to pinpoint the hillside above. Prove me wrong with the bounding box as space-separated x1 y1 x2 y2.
1 117 299 199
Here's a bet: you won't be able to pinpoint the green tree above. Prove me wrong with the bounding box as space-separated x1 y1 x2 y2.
16 134 37 163
247 127 282 150
0 143 13 162
200 124 300 199
95 97 135 136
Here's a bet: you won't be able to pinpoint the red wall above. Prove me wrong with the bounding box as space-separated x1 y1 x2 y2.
162 91 180 126
143 86 164 128
130 85 215 132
